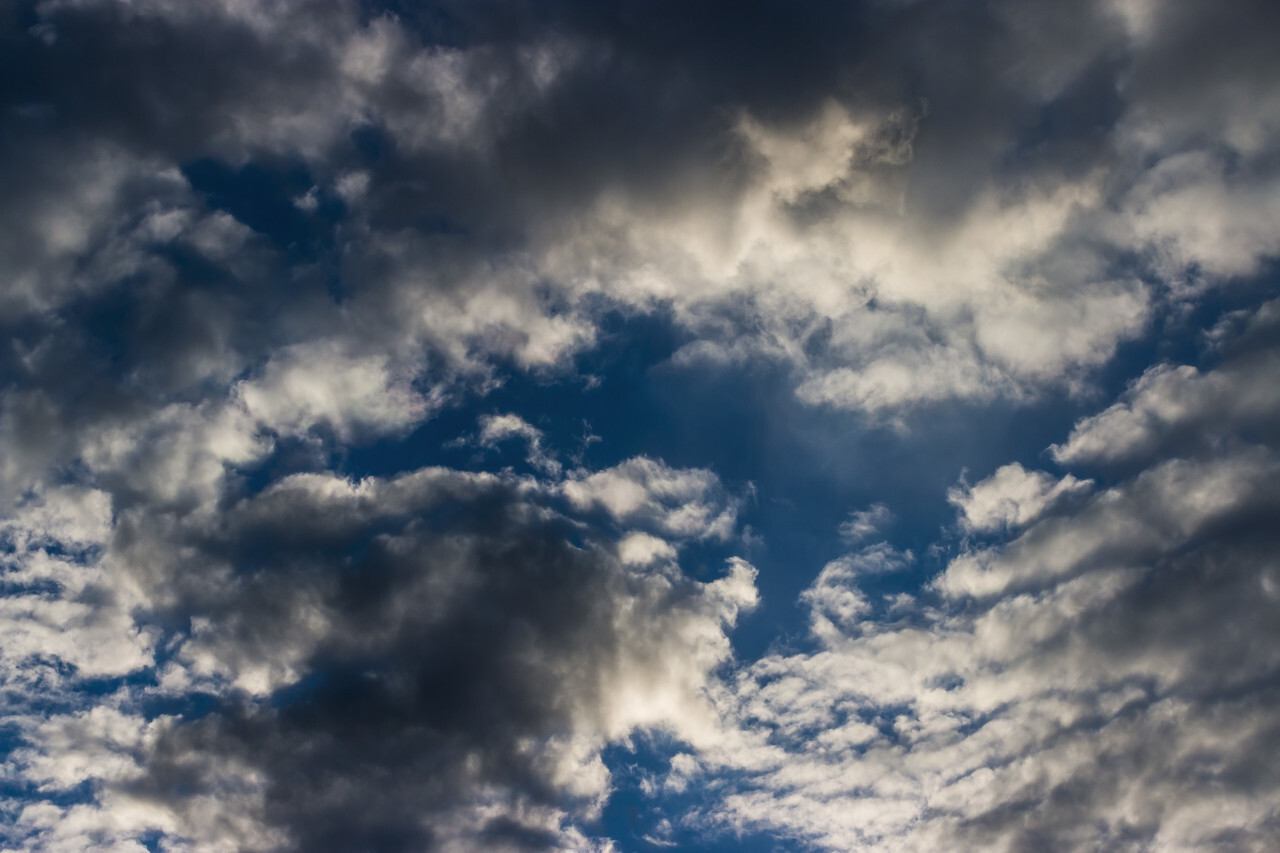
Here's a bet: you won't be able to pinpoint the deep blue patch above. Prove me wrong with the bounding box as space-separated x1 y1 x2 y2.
599 738 792 853
181 157 347 300
182 159 320 252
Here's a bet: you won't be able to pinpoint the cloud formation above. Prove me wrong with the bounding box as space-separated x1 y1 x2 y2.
2 0 1279 851
5 0 1278 443
676 298 1280 851
3 457 757 852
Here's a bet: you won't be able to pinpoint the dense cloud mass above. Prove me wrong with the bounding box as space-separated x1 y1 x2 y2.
4 457 758 852
1 0 1278 851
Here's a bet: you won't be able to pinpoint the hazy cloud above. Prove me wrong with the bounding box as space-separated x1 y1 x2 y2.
837 503 893 544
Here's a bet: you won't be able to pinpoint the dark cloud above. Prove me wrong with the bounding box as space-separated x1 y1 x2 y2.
3 0 1276 452
2 1 1279 851
129 514 642 851
2 462 752 851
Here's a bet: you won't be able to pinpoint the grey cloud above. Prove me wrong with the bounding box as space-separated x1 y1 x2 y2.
5 459 756 852
1053 302 1280 467
7 0 1276 442
2 1 1280 851
681 300 1280 852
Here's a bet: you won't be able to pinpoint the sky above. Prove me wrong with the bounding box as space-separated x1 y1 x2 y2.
2 1 1280 851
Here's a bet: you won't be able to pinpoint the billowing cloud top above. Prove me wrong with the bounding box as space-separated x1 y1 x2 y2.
2 0 1279 851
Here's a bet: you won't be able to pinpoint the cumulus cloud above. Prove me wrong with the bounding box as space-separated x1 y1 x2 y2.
236 342 434 442
5 0 1276 438
949 463 1092 533
560 457 740 541
1 454 757 852
676 299 1280 852
1053 299 1280 466
2 0 1279 851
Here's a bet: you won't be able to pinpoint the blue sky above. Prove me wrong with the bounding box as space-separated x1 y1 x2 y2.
3 2 1280 851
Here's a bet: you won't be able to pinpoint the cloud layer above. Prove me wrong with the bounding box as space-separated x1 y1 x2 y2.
2 0 1279 851
677 298 1280 852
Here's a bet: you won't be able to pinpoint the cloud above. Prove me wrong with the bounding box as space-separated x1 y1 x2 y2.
0 487 152 687
678 298 1280 851
236 342 434 442
799 543 913 643
616 532 678 567
560 457 740 541
1053 299 1280 466
474 413 562 475
838 502 893 544
5 0 1276 439
2 453 757 852
948 463 1092 533
2 1 1279 851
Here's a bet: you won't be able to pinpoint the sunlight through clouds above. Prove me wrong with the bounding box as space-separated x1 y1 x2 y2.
2 1 1278 850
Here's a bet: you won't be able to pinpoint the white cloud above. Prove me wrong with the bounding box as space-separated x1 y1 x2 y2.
837 503 893 544
560 458 739 541
81 401 267 508
1053 331 1280 466
948 463 1092 533
679 312 1280 851
475 413 562 475
617 532 678 567
0 487 153 687
237 342 432 442
800 544 912 642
